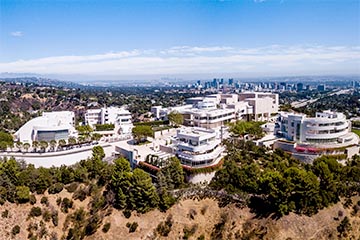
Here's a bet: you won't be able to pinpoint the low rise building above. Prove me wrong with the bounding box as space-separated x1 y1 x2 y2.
173 127 225 168
85 106 133 135
153 92 278 126
274 110 359 162
15 111 76 144
239 92 279 121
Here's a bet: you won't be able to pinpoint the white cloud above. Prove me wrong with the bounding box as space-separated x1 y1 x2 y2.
10 31 24 37
0 45 359 77
254 0 266 3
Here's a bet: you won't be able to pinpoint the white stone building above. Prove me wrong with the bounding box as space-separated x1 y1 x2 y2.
239 92 279 121
85 107 133 135
173 127 225 168
15 111 76 144
274 110 359 162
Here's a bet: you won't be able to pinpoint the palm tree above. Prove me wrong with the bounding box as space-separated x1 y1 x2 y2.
39 141 48 152
68 137 77 146
8 142 14 152
32 141 39 152
16 141 23 152
50 140 57 151
78 135 86 144
23 143 30 152
59 139 66 147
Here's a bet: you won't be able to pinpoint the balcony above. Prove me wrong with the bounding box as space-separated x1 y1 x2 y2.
176 139 221 153
177 146 225 162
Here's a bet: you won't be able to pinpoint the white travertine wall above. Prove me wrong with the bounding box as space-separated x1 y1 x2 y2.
0 144 113 168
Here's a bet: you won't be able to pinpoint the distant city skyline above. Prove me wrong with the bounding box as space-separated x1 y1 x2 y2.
0 0 359 79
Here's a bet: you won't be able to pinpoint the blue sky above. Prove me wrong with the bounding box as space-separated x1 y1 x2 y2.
0 0 359 79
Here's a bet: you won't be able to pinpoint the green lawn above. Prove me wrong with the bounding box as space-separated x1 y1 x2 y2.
352 129 360 137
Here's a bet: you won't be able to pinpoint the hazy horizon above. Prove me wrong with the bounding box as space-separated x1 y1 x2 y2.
1 0 359 79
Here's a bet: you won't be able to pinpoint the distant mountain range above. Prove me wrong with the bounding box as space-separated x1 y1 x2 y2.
1 72 359 88
0 75 86 89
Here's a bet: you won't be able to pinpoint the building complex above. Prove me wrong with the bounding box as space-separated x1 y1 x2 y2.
151 92 279 129
274 110 359 162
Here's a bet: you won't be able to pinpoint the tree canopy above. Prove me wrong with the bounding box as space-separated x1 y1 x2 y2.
0 131 13 151
132 125 153 143
210 139 360 217
229 121 265 139
167 111 183 127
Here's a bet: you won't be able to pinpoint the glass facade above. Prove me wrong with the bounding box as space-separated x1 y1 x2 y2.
37 129 69 142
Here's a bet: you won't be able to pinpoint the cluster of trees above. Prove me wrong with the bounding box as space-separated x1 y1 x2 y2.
109 156 184 213
228 121 265 139
0 131 14 151
167 111 183 127
210 139 360 217
132 125 154 143
76 125 102 143
0 145 185 221
0 146 109 205
0 146 186 238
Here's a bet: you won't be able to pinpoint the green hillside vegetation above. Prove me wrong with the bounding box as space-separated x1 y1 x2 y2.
0 146 185 238
1 139 359 238
210 139 360 217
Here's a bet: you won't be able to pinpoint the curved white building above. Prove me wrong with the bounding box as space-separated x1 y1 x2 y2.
174 127 225 167
276 111 357 144
274 110 359 161
15 111 76 144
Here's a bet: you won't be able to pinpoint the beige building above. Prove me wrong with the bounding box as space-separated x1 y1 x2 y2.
239 92 279 121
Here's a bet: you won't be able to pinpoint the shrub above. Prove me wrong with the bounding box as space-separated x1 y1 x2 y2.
1 209 9 218
188 209 197 220
89 194 106 215
61 198 73 213
344 198 353 208
65 182 79 193
197 235 205 240
73 187 87 201
48 183 64 194
95 123 115 131
210 213 228 240
56 197 61 206
11 225 20 236
40 196 49 205
102 222 111 233
183 224 198 240
123 209 131 219
29 194 36 205
84 213 101 236
126 222 138 233
51 211 59 226
42 209 51 222
337 216 352 238
16 186 30 203
29 207 42 218
156 215 173 237
200 206 208 215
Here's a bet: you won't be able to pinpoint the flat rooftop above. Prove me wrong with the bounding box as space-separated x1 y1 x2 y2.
177 127 215 138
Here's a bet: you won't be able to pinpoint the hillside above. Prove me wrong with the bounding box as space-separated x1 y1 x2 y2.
0 188 359 240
